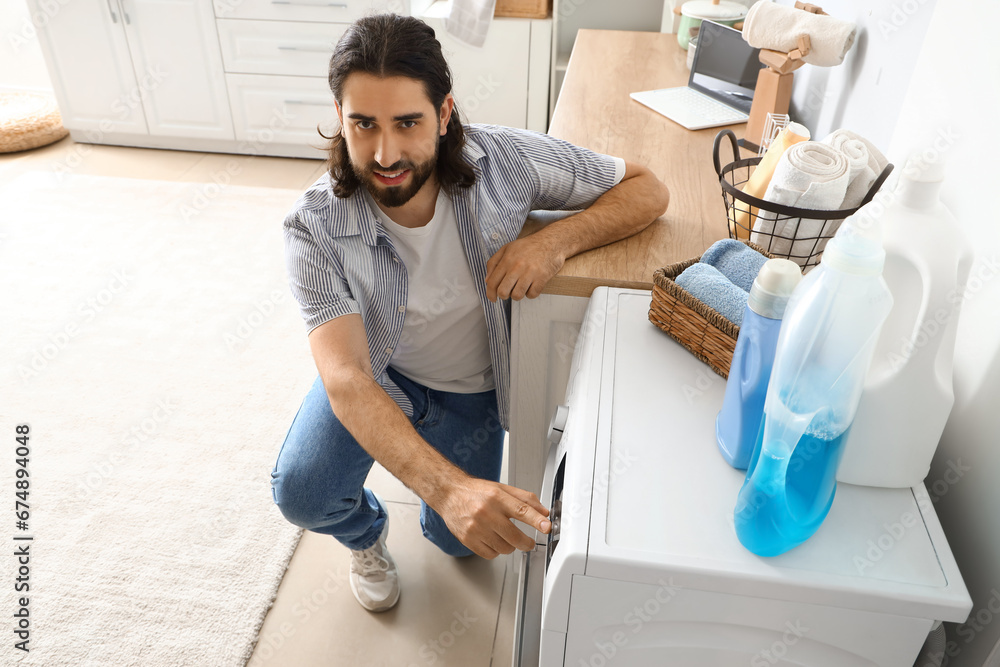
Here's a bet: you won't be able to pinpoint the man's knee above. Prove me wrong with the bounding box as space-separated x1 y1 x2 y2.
272 487 318 529
272 474 356 530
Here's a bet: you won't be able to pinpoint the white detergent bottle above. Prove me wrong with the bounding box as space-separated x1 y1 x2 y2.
836 154 974 488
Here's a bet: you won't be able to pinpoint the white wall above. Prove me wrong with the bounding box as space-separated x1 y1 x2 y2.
0 0 53 92
786 0 1000 661
786 0 936 148
887 1 1000 664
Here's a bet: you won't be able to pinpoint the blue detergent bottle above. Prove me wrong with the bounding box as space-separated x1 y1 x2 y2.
734 211 893 557
717 259 802 469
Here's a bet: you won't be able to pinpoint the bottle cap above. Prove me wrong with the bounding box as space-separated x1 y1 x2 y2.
889 148 947 212
822 208 886 276
748 258 802 318
904 150 946 183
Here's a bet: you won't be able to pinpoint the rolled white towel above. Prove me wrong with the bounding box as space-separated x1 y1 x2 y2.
822 129 888 208
742 1 857 67
751 141 850 265
445 0 497 48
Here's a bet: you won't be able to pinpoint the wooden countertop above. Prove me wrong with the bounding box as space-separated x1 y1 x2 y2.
534 29 744 296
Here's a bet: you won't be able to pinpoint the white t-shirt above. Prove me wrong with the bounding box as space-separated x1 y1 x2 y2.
368 188 495 394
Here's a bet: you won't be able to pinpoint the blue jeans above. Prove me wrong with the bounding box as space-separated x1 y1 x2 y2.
270 366 505 557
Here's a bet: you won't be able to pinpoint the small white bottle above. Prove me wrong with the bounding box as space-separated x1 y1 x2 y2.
716 259 802 470
836 155 974 488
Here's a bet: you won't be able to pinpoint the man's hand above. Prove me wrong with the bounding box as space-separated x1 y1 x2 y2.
484 163 668 302
485 235 565 302
434 476 551 559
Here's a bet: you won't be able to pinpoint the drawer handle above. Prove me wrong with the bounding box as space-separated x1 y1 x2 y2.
284 99 333 107
118 0 131 24
277 45 333 53
104 0 119 23
270 1 349 7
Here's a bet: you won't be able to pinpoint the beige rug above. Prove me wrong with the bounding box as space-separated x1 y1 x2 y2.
1 171 316 666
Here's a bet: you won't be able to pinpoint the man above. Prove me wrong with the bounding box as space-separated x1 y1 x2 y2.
271 13 669 613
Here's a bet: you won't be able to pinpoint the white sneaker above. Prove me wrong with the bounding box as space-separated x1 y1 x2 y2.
349 503 399 612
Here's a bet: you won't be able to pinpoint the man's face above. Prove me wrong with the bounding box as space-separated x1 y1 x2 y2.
337 73 452 209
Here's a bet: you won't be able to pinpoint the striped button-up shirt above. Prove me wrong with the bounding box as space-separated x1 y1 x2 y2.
283 124 622 430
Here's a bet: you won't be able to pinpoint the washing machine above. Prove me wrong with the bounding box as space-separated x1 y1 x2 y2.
513 287 972 666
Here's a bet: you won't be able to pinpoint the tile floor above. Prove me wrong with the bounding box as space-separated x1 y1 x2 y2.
0 136 519 667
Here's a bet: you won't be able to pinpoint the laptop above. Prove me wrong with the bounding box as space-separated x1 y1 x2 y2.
630 21 764 130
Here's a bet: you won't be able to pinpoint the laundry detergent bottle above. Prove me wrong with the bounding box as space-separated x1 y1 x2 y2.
836 155 974 488
734 211 893 556
717 258 802 469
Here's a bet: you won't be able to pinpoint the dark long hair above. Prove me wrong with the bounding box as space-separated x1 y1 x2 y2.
322 14 476 198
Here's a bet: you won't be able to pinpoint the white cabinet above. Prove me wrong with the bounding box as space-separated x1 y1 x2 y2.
31 0 552 157
215 17 344 154
429 16 532 127
29 0 234 142
27 0 148 135
421 1 551 131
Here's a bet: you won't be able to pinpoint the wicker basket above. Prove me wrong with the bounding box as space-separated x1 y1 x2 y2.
714 129 893 271
648 240 773 379
495 0 551 18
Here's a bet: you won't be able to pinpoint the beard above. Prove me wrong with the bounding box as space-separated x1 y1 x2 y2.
356 149 438 209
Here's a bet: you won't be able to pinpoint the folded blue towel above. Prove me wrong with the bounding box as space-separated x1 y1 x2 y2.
675 263 749 326
699 239 768 293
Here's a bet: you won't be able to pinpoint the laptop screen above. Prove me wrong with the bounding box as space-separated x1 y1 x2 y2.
689 21 764 114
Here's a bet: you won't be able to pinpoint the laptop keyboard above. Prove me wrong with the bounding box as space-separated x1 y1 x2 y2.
681 89 747 124
666 87 747 125
632 86 748 129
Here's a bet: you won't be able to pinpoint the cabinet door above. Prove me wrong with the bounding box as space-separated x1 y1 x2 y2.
420 14 531 128
120 0 235 140
509 293 590 496
27 0 148 135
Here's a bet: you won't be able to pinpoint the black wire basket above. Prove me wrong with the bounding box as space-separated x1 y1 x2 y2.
713 129 894 271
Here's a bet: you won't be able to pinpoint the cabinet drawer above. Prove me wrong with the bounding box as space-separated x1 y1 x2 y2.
213 0 407 23
218 19 346 77
226 73 338 149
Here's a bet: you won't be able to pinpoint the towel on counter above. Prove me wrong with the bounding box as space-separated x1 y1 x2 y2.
822 129 889 208
676 263 750 327
699 239 769 293
742 0 857 67
445 0 496 48
751 141 850 265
